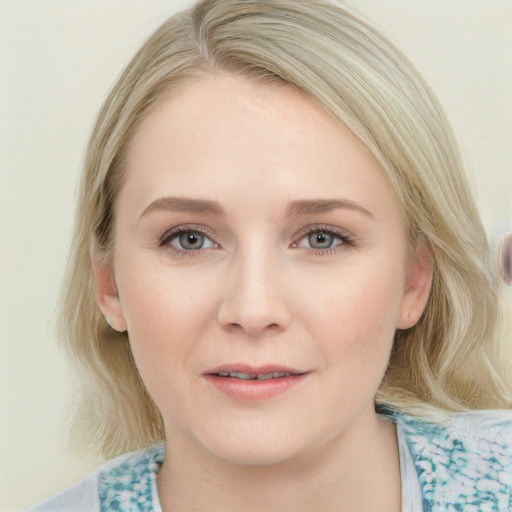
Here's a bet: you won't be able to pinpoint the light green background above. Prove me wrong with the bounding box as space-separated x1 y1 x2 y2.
1 0 511 509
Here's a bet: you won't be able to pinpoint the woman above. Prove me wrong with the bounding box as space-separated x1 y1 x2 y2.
28 0 512 510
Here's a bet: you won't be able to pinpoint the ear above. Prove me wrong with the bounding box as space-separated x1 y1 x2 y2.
396 239 434 330
90 244 127 332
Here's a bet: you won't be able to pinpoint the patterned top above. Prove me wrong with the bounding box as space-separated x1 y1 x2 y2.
26 409 512 512
394 409 512 511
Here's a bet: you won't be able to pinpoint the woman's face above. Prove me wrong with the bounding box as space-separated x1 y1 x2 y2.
94 74 431 466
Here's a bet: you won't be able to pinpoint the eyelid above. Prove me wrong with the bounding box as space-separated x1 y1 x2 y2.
292 224 356 246
157 223 355 255
292 224 357 255
158 224 218 249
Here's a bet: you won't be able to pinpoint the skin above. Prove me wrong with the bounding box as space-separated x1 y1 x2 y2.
93 74 433 511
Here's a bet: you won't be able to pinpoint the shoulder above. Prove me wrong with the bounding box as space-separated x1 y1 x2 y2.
393 409 512 511
97 443 164 511
24 445 165 512
24 472 99 512
396 408 512 449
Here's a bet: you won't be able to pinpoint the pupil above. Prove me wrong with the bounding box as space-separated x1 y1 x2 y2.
309 232 333 249
180 232 203 250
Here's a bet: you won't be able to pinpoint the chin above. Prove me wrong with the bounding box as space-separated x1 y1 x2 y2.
211 442 304 468
197 422 314 468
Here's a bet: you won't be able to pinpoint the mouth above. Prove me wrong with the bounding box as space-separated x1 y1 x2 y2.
203 365 309 401
205 364 306 379
213 371 299 380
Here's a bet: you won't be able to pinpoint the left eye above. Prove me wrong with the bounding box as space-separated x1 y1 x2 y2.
307 232 335 249
169 231 215 251
296 229 350 250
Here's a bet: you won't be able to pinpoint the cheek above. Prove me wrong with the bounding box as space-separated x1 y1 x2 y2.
119 254 217 325
311 264 403 343
115 260 219 379
305 258 405 395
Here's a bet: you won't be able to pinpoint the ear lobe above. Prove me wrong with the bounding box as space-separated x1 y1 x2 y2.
90 245 127 332
396 240 434 330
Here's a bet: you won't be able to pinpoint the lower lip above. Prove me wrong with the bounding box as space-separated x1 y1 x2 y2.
204 374 307 401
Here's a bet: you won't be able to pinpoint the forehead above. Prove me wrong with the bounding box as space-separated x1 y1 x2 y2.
121 73 398 222
126 73 354 160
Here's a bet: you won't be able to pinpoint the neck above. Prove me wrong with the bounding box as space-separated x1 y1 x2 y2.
157 410 401 512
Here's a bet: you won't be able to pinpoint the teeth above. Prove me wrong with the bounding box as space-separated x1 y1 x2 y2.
228 372 255 380
257 374 274 380
216 371 292 380
257 372 291 380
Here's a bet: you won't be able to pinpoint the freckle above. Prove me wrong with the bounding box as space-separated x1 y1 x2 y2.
498 233 512 285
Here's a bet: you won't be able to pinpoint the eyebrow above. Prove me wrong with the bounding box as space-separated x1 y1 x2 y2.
140 196 225 218
140 196 375 220
285 198 375 220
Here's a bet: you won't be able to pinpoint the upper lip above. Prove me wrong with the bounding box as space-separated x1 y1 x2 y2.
205 364 307 376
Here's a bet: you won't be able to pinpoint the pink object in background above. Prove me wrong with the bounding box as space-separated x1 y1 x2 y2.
499 233 512 285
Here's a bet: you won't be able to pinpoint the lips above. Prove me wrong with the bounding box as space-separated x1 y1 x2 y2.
204 364 308 401
216 371 294 380
206 364 305 379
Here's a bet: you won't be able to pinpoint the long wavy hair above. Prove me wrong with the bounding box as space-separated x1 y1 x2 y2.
59 0 512 457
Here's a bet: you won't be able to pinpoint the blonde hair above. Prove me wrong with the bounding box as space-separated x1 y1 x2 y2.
60 0 512 457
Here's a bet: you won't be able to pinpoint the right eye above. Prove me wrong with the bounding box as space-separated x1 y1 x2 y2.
173 231 212 251
160 228 216 253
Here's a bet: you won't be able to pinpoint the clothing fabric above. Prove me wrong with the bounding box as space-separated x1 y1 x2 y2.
394 409 512 511
26 409 512 512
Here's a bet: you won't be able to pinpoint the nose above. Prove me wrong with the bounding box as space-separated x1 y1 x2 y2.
216 246 292 337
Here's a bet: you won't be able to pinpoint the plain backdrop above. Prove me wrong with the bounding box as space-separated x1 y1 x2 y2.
1 0 511 509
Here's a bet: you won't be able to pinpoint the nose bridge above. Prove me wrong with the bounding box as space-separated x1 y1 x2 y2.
217 237 290 336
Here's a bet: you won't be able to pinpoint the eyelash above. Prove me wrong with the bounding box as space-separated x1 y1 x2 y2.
292 225 356 255
158 224 356 256
158 225 218 256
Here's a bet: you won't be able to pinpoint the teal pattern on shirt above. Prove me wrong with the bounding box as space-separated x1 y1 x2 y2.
97 410 512 511
393 410 512 511
99 444 164 512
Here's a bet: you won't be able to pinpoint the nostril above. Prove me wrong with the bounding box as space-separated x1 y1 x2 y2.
223 321 282 336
